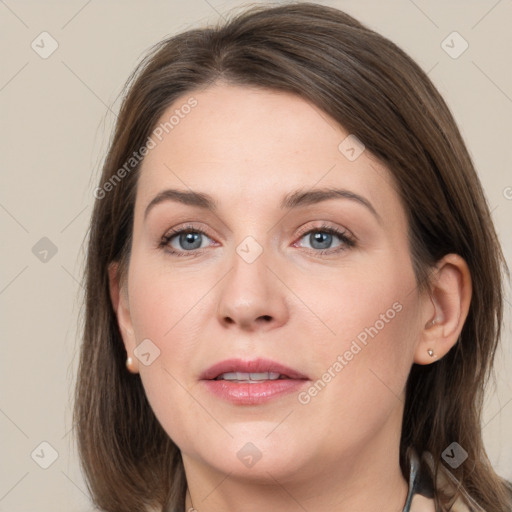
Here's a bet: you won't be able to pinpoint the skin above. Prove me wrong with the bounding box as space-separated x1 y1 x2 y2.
109 83 472 512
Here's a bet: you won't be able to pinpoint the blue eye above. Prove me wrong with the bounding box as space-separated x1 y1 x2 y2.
296 226 355 254
162 230 213 253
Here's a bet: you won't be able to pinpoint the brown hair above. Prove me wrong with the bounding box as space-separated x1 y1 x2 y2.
75 2 511 511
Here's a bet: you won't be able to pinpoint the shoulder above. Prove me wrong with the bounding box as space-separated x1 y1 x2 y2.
418 451 482 512
406 449 476 512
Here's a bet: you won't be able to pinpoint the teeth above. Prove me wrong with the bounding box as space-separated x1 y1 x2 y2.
217 371 283 382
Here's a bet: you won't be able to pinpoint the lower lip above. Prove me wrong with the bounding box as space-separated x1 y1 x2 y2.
202 379 309 405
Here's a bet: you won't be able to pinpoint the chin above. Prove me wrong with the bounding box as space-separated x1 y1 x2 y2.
186 433 314 483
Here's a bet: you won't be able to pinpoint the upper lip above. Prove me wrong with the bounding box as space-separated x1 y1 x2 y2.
200 358 309 380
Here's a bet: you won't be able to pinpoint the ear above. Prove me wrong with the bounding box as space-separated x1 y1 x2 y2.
108 262 139 373
414 254 472 364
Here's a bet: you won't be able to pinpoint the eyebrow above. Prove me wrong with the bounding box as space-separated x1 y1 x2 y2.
144 187 380 221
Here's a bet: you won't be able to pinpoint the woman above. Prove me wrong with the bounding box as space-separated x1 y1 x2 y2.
75 2 512 511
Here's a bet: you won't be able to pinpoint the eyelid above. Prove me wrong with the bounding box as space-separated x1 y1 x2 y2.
162 222 216 241
294 221 355 241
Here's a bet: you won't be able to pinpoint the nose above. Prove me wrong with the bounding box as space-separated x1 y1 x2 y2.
216 245 289 332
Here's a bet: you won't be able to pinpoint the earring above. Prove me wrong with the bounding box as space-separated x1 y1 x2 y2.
126 356 137 373
427 349 435 357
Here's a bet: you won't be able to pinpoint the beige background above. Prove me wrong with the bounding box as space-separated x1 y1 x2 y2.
1 0 511 510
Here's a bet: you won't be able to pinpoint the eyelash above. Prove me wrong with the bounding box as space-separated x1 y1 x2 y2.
159 223 356 257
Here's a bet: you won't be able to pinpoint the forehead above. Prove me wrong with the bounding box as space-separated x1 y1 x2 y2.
135 83 402 223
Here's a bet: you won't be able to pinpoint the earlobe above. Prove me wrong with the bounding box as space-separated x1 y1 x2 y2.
414 254 472 365
108 262 139 374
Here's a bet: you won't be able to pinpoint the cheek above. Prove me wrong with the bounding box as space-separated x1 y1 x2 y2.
295 255 420 415
126 257 218 443
288 270 420 457
298 255 418 360
127 254 209 350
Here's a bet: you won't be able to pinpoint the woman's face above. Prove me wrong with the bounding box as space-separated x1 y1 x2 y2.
117 83 428 483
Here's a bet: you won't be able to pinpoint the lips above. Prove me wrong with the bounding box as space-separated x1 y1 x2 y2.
200 358 308 381
200 358 310 405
